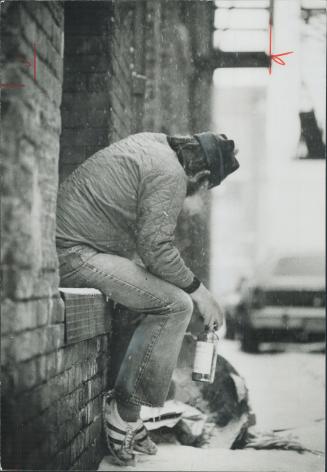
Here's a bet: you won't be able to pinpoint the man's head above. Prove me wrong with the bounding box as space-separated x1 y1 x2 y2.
167 132 239 196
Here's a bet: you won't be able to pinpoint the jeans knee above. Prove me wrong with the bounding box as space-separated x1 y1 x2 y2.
169 290 193 319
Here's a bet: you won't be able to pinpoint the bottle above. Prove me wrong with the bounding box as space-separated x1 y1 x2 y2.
192 327 219 383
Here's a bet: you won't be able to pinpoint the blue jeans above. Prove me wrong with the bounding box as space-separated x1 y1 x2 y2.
57 244 193 407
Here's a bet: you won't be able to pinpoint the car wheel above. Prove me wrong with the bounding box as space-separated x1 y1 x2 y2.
241 326 259 353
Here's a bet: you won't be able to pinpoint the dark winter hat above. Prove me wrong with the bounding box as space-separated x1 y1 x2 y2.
194 132 239 188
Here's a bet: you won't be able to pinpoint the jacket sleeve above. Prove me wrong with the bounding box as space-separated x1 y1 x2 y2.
136 170 196 289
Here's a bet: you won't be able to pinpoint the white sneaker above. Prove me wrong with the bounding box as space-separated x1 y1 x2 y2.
103 391 157 465
103 390 136 466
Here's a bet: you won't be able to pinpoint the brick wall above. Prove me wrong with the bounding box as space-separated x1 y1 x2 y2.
60 1 147 182
1 2 111 470
1 1 216 470
143 1 192 134
59 1 113 182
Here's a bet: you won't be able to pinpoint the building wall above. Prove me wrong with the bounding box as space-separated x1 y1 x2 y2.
60 1 148 181
1 3 111 470
59 1 113 182
261 0 325 258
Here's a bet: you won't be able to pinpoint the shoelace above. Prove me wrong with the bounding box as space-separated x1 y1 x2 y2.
124 427 135 451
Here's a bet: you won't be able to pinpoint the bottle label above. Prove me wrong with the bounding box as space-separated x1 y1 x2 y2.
192 341 214 375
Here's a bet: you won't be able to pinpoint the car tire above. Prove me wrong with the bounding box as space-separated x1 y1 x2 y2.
241 326 259 353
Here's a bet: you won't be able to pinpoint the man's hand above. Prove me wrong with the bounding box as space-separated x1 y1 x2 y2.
190 283 224 330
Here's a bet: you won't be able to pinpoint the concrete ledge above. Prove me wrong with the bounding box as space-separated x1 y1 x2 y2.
59 287 112 345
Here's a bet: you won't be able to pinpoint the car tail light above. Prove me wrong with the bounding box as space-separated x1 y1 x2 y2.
251 287 266 309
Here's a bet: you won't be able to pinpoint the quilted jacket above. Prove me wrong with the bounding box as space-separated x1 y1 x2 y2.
56 132 195 289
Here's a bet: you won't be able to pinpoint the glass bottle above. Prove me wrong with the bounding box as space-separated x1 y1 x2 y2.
192 327 219 383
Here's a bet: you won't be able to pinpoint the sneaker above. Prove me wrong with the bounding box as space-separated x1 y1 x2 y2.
134 421 158 455
103 391 136 466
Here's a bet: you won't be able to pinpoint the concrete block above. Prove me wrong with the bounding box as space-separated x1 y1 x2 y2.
36 298 50 327
68 364 83 393
71 430 86 464
27 3 53 43
89 375 103 400
88 395 102 422
1 298 16 334
18 385 45 422
12 328 47 362
31 271 60 299
45 324 65 352
7 268 36 300
50 296 65 324
1 336 11 367
40 101 61 133
56 349 64 374
46 351 59 378
47 370 70 403
13 300 38 332
17 359 37 391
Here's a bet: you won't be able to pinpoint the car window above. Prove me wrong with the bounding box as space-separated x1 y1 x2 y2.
273 256 325 276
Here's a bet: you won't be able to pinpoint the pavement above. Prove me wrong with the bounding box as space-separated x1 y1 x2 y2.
98 339 325 471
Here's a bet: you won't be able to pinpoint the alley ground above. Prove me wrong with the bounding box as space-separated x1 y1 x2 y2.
99 339 325 471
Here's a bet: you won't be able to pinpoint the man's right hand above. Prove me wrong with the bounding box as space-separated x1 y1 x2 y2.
190 283 224 330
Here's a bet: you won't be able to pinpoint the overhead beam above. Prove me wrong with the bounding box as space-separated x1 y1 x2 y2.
212 50 270 68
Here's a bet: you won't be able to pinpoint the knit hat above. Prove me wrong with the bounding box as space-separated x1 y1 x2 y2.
194 132 239 188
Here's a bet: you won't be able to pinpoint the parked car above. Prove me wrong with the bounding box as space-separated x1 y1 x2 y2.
220 277 247 340
226 252 325 352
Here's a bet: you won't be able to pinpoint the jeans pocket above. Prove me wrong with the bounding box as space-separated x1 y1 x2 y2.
58 251 85 282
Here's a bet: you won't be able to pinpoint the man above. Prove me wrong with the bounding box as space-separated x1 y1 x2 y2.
56 131 239 465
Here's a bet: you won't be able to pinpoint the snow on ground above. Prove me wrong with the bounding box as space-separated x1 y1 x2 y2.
99 340 325 471
99 445 323 472
218 340 325 433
